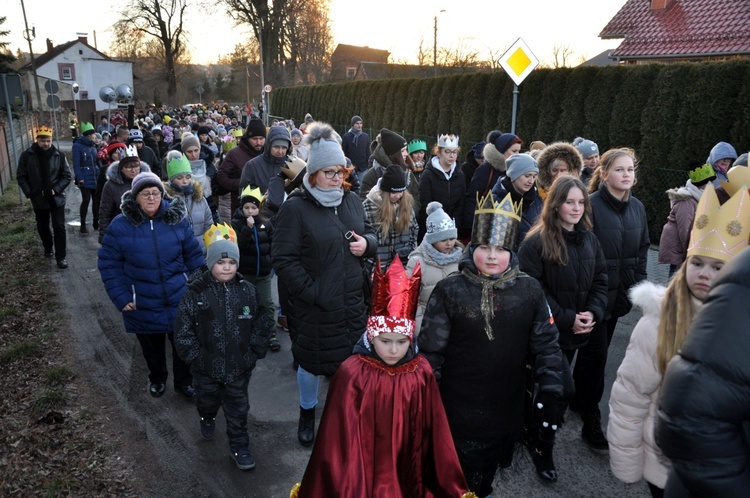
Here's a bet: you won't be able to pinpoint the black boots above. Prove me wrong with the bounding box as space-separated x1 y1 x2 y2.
581 409 609 449
532 441 557 482
298 406 315 447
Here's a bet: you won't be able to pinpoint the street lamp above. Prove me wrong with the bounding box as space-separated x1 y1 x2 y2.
433 9 446 78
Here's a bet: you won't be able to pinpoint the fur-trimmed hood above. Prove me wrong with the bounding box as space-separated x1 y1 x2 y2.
106 161 151 185
483 142 507 173
119 190 187 227
628 280 665 318
665 186 694 203
366 183 384 204
163 180 205 202
536 142 583 189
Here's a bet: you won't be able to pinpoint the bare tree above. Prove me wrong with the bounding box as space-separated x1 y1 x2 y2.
439 40 480 68
416 37 428 66
551 43 574 69
115 0 189 103
208 0 333 86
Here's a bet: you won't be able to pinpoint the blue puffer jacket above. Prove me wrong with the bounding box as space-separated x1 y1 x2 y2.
98 191 206 334
72 135 99 189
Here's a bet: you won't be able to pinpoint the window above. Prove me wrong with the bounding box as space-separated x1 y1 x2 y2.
58 63 75 81
346 67 356 79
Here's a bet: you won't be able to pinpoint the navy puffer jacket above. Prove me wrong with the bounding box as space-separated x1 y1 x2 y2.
98 192 205 333
589 183 649 319
72 135 99 189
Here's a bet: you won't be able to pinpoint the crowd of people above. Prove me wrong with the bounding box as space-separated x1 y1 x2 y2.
16 106 750 497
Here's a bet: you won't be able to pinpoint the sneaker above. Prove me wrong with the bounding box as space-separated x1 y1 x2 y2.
276 316 289 331
581 410 609 450
230 447 256 470
149 382 166 397
200 417 215 440
269 332 281 352
56 259 68 269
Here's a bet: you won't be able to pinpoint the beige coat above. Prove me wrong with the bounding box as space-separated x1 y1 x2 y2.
608 281 671 488
406 243 461 334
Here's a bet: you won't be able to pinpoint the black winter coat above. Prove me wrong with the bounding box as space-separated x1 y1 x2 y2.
17 144 72 210
175 270 271 383
590 184 649 319
656 246 750 498
231 208 273 277
271 187 377 376
418 249 563 446
518 228 608 350
342 129 370 172
417 158 466 242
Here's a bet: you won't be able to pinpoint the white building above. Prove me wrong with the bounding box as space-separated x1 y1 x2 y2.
19 35 133 116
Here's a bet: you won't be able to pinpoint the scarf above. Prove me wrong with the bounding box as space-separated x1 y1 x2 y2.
684 180 703 202
170 181 195 197
302 175 344 207
461 255 519 341
349 128 363 147
422 240 463 266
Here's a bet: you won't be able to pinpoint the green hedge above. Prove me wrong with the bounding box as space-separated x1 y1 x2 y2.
272 60 750 243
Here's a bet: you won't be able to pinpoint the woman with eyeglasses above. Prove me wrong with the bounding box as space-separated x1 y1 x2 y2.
272 122 377 447
99 171 205 399
416 134 467 243
97 145 150 243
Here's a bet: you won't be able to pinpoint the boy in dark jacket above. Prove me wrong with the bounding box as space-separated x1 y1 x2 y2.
231 185 278 351
175 224 273 471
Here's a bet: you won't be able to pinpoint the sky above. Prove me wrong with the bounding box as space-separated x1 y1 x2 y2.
6 0 625 68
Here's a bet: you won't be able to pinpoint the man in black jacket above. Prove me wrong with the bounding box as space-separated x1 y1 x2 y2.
341 115 369 183
17 126 72 269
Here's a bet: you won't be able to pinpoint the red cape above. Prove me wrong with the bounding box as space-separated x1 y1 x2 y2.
297 354 470 498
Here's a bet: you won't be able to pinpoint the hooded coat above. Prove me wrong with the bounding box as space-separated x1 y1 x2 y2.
217 138 264 215
98 160 151 243
231 207 274 278
163 181 213 254
417 157 466 242
656 246 750 497
608 281 672 489
238 125 291 194
271 186 377 376
460 142 507 236
359 144 420 213
657 184 699 266
535 142 583 199
17 143 72 210
98 192 205 334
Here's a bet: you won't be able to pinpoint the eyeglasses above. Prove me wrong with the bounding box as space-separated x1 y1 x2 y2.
322 169 345 179
443 149 459 156
138 191 162 199
122 164 140 170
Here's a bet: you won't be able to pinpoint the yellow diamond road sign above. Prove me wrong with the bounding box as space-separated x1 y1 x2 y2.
499 38 539 86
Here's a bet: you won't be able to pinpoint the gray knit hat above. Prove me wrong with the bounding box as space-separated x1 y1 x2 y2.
181 134 200 153
206 239 240 270
130 172 164 197
351 115 363 126
506 153 539 182
573 137 599 159
424 202 457 245
303 122 346 175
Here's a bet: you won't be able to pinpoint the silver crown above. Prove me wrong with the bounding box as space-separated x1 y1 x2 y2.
437 134 459 148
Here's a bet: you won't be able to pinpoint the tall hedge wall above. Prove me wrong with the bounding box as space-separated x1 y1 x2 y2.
271 60 750 243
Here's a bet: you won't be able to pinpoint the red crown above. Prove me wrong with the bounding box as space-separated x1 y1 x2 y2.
366 257 421 341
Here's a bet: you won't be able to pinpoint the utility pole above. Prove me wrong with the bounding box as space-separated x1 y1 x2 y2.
20 0 42 113
433 10 446 78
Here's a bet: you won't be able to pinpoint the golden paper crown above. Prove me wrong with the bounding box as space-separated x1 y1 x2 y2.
366 257 422 342
471 192 522 250
437 134 459 148
240 184 263 205
687 183 750 262
37 126 54 137
203 223 237 249
719 165 750 198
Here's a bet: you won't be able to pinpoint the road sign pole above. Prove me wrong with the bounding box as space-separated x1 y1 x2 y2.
511 84 519 135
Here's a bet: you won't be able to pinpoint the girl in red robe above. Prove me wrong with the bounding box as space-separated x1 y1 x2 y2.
291 258 476 498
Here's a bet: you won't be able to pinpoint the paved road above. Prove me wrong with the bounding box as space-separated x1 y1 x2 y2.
51 140 666 497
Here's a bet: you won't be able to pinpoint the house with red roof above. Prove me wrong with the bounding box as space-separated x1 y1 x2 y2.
600 0 750 63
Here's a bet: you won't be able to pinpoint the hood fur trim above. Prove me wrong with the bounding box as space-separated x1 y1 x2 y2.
628 280 666 318
119 190 186 226
483 142 506 172
536 142 583 189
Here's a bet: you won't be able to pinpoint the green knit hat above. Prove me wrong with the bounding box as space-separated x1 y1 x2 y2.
80 122 95 135
166 153 192 180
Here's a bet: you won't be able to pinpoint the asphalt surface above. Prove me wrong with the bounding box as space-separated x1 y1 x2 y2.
50 138 665 497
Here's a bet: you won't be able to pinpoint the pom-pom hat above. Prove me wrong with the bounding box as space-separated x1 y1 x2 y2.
573 137 599 159
365 257 421 343
424 202 457 244
303 122 346 175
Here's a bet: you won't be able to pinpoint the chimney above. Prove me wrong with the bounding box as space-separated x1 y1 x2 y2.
77 32 88 45
651 0 675 9
46 38 54 52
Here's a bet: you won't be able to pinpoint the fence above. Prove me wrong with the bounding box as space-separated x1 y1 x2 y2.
1 113 39 197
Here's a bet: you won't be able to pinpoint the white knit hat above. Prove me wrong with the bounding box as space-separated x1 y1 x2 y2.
424 202 457 244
